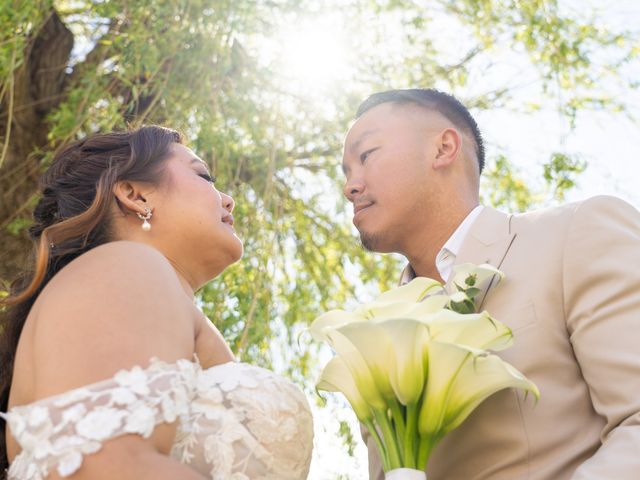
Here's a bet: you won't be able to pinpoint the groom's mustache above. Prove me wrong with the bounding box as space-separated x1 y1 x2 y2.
352 199 374 215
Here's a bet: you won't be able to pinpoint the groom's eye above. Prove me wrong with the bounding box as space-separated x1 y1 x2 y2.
360 148 378 162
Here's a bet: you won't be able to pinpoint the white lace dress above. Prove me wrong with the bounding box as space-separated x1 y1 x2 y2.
1 358 314 480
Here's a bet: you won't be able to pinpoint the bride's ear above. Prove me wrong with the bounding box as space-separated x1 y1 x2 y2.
113 180 150 216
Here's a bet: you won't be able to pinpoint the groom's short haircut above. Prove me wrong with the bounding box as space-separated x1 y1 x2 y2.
356 89 486 174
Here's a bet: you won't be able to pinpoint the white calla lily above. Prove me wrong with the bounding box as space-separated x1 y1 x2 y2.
309 279 447 343
451 263 505 290
375 277 444 303
334 322 398 401
424 310 513 351
324 328 387 410
419 341 539 438
333 318 432 405
310 264 539 474
317 356 373 421
308 309 365 342
356 295 450 322
375 319 430 405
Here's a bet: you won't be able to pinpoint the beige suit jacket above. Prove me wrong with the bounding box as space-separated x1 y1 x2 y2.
366 195 640 479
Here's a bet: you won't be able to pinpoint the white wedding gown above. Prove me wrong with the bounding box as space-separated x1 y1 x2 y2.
1 358 314 480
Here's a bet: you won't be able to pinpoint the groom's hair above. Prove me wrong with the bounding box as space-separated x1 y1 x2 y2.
356 88 485 174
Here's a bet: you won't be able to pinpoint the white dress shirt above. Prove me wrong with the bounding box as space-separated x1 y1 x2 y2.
401 205 484 284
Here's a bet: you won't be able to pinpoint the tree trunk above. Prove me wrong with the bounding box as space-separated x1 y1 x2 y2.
0 10 73 285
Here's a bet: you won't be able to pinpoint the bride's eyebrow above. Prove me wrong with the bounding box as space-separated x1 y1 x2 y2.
189 157 210 171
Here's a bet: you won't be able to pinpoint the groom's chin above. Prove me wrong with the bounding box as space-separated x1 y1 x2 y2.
360 232 392 253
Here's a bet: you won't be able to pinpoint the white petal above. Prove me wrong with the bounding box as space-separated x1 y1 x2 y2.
375 277 444 303
56 451 83 477
309 309 364 342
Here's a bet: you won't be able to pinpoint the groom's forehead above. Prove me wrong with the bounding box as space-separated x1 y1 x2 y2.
343 103 397 147
344 102 441 148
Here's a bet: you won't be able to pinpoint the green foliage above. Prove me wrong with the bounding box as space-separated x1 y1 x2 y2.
2 0 637 388
543 152 587 201
482 155 537 212
6 217 32 236
1 2 638 468
482 151 588 212
339 419 358 456
0 1 48 79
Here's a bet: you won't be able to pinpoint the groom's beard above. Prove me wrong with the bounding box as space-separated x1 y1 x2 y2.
360 231 385 252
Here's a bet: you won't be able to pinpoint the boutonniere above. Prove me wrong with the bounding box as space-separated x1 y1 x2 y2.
447 263 504 314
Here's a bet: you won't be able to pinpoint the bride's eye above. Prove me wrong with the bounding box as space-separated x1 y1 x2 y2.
198 173 216 183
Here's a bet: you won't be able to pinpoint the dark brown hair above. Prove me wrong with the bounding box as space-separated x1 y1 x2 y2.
0 125 183 471
356 88 486 173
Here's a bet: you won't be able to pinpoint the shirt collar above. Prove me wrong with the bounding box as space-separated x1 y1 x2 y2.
439 205 484 261
400 205 484 284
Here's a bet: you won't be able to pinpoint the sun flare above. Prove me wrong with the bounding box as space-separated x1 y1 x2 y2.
275 20 352 92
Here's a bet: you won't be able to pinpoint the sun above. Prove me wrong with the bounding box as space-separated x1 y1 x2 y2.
274 18 353 93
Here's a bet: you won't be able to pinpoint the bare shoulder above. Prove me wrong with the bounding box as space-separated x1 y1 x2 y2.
47 240 179 286
30 241 197 398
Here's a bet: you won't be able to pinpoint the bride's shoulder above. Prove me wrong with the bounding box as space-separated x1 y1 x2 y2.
27 241 196 398
38 241 184 310
54 240 173 281
79 240 168 264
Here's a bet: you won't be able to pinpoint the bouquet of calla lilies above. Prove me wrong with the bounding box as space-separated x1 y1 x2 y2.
310 264 539 479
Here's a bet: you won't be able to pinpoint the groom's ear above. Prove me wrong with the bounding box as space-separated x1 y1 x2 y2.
433 128 461 170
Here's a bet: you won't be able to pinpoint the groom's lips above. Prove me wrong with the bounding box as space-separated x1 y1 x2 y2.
353 202 373 222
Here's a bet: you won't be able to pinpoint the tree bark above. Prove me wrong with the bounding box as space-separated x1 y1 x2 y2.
0 9 73 284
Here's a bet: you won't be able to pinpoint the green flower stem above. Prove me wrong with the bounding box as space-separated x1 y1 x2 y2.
373 408 402 470
417 434 439 471
364 418 390 472
388 401 406 461
403 402 419 468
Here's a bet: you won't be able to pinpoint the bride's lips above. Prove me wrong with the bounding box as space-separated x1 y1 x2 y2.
222 213 234 227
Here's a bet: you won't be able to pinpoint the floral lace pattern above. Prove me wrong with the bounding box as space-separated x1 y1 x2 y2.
2 359 313 480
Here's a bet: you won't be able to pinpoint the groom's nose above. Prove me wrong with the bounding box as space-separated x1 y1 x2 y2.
343 177 364 202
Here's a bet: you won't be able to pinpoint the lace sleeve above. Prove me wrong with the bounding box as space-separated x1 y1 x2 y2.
1 358 199 480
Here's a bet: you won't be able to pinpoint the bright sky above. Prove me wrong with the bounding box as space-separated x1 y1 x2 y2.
265 2 640 479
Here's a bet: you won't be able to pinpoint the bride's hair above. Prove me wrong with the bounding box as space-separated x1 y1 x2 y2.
0 125 183 470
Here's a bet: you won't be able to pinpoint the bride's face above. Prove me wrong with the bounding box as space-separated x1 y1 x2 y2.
148 143 243 285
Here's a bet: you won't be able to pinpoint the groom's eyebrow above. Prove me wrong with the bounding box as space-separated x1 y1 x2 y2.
342 129 379 174
348 129 379 155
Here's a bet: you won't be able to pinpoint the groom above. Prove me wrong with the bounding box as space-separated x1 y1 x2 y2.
341 89 640 479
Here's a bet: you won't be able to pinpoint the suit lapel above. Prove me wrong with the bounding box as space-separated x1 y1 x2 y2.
452 207 516 309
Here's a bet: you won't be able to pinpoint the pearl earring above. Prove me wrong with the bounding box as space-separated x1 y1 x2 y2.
137 207 152 231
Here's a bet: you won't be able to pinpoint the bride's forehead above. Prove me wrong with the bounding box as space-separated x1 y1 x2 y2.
168 143 197 160
164 145 207 170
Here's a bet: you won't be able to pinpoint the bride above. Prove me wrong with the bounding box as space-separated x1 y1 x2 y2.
0 126 313 479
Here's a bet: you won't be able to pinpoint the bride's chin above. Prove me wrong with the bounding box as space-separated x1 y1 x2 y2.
230 238 244 260
222 243 244 269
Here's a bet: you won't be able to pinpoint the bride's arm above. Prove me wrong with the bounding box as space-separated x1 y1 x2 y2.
46 435 207 480
27 242 207 479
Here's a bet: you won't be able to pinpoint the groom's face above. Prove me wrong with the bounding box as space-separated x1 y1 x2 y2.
342 102 442 253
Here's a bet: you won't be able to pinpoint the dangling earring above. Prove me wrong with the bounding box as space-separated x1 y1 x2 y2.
137 207 152 231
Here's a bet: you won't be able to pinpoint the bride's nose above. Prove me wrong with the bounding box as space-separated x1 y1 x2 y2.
221 192 235 213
